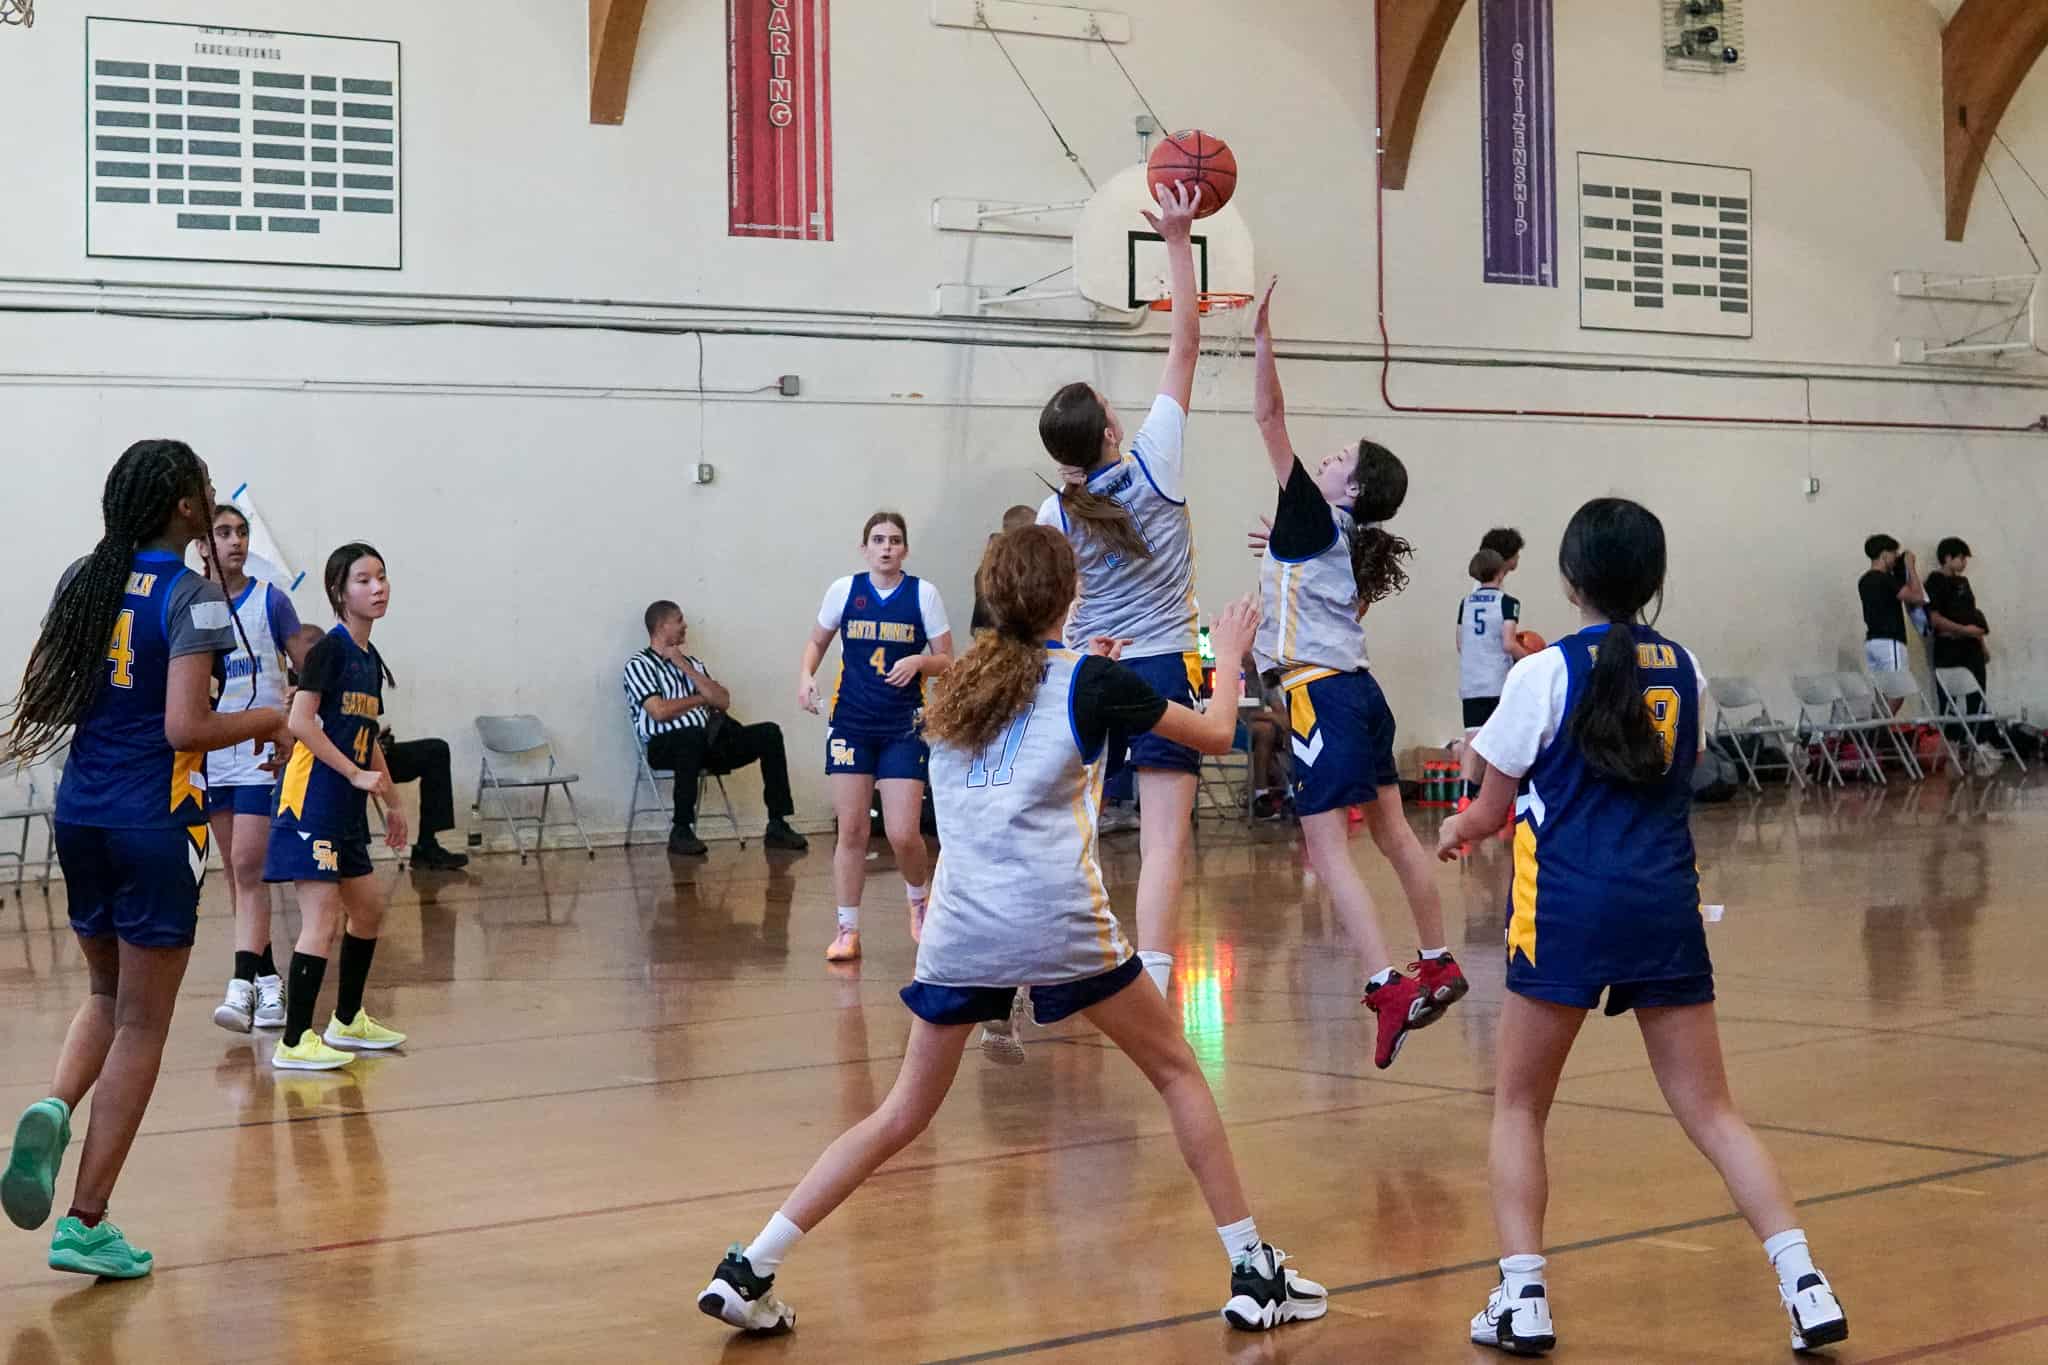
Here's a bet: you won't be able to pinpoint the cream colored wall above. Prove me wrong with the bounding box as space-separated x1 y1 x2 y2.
3 0 2046 837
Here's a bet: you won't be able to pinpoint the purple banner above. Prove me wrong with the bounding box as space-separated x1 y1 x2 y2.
1480 0 1556 286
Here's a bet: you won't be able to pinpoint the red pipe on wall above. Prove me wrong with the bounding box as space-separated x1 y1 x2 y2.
1368 0 2045 437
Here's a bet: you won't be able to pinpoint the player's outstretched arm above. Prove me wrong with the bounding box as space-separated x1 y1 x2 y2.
1141 179 1202 414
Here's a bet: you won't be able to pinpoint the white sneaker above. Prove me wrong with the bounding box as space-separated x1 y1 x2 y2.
979 1014 1025 1066
212 979 254 1034
1471 1278 1556 1355
252 974 286 1029
1222 1243 1327 1331
1782 1270 1848 1351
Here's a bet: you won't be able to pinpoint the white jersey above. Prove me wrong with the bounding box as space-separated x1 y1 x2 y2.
1038 395 1197 660
1457 586 1519 700
1255 504 1370 675
209 577 293 787
917 650 1131 987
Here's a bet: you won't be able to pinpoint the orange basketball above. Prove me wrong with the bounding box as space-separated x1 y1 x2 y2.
1147 130 1238 219
1517 630 1547 653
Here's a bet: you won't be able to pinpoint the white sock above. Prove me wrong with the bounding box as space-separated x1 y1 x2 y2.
744 1211 804 1276
1217 1214 1261 1265
1418 946 1449 960
1499 1253 1546 1289
1367 966 1398 990
905 883 928 903
1763 1228 1816 1294
1139 950 1173 995
836 906 859 932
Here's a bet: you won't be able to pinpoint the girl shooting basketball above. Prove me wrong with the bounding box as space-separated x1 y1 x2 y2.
3 440 290 1279
264 543 410 1071
204 502 303 1036
797 511 953 963
1248 280 1465 1070
701 526 1325 1338
1438 498 1847 1356
1035 177 1207 1004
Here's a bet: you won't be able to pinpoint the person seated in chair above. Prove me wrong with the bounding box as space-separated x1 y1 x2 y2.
625 601 809 857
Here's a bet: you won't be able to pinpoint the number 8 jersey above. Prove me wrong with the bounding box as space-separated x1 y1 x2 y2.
917 648 1167 988
272 624 385 837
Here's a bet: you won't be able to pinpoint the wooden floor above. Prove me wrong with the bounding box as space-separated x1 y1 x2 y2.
3 780 2047 1363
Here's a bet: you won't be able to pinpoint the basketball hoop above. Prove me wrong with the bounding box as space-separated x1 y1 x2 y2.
0 0 34 28
1149 291 1254 316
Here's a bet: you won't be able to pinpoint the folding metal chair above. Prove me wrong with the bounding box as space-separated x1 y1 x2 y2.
624 743 743 847
1706 676 1806 790
1790 674 1889 786
0 753 60 894
472 714 595 863
1833 672 1922 781
1934 668 2028 774
1868 669 1963 778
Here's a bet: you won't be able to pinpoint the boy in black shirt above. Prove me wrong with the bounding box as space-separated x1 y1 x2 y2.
1857 534 1924 678
1924 537 1991 727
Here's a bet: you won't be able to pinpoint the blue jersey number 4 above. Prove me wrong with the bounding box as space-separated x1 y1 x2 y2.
966 706 1035 788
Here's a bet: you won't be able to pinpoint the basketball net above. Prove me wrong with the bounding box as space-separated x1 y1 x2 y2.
0 0 34 28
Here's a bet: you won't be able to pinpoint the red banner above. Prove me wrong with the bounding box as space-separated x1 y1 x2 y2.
728 0 833 241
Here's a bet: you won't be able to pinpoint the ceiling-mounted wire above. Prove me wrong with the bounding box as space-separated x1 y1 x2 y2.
977 17 1094 191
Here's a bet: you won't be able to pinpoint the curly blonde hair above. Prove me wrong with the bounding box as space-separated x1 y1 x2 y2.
924 526 1076 751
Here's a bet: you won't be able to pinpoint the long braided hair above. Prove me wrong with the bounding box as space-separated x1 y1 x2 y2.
4 440 225 764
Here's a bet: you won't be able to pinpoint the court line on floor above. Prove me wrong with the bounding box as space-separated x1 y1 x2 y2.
1855 1313 2048 1364
0 1088 1474 1297
920 1149 2048 1364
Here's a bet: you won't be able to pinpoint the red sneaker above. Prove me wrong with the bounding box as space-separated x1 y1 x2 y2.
1413 953 1470 1014
1363 972 1436 1070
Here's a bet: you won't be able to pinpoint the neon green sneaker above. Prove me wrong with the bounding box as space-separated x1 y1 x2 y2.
49 1216 152 1278
324 1012 406 1050
272 1032 355 1071
3 1098 72 1231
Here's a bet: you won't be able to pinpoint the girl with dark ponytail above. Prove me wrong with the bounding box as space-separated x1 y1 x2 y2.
702 526 1331 1340
1031 178 1209 1004
1246 280 1462 1073
2 440 290 1280
1437 498 1848 1357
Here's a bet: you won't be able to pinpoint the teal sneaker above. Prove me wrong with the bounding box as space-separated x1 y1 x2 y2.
49 1216 153 1279
3 1098 72 1231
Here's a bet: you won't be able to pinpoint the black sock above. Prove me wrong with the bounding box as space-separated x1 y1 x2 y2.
285 952 328 1047
233 950 261 983
414 834 440 852
257 943 277 977
66 1205 104 1229
335 933 378 1027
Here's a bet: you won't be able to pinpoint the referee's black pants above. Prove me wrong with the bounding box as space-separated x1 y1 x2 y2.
383 736 458 842
647 720 795 833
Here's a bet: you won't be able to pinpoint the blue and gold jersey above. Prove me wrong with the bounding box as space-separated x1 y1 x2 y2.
55 549 235 830
1493 625 1704 986
272 625 384 837
829 572 934 738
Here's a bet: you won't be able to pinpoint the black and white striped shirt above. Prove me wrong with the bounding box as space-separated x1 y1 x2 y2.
622 649 713 744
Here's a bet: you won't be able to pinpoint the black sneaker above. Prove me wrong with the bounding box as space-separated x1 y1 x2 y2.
1221 1243 1328 1331
410 839 469 871
668 829 709 857
698 1246 795 1333
762 820 809 852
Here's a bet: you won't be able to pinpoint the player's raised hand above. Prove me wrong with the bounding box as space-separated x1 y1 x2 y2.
1253 275 1278 340
1247 514 1273 559
1140 178 1200 243
1208 594 1262 663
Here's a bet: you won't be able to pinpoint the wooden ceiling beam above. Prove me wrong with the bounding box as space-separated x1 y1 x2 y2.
1943 0 2048 240
590 0 651 126
1377 0 1469 190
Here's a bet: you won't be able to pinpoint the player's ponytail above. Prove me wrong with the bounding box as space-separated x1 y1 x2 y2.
925 526 1075 751
1559 497 1670 786
4 440 208 765
1039 382 1152 563
1345 439 1413 615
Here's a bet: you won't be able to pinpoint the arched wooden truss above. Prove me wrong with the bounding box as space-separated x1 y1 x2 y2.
590 0 650 125
1377 0 1468 190
1944 0 2048 241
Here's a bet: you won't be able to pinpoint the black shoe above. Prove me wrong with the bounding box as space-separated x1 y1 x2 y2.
668 829 709 857
410 839 469 871
697 1246 795 1333
762 820 809 852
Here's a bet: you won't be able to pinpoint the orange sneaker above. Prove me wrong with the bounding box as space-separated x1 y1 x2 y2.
825 928 861 962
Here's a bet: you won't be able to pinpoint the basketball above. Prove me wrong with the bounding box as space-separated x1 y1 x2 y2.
1517 630 1547 653
1147 130 1238 218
